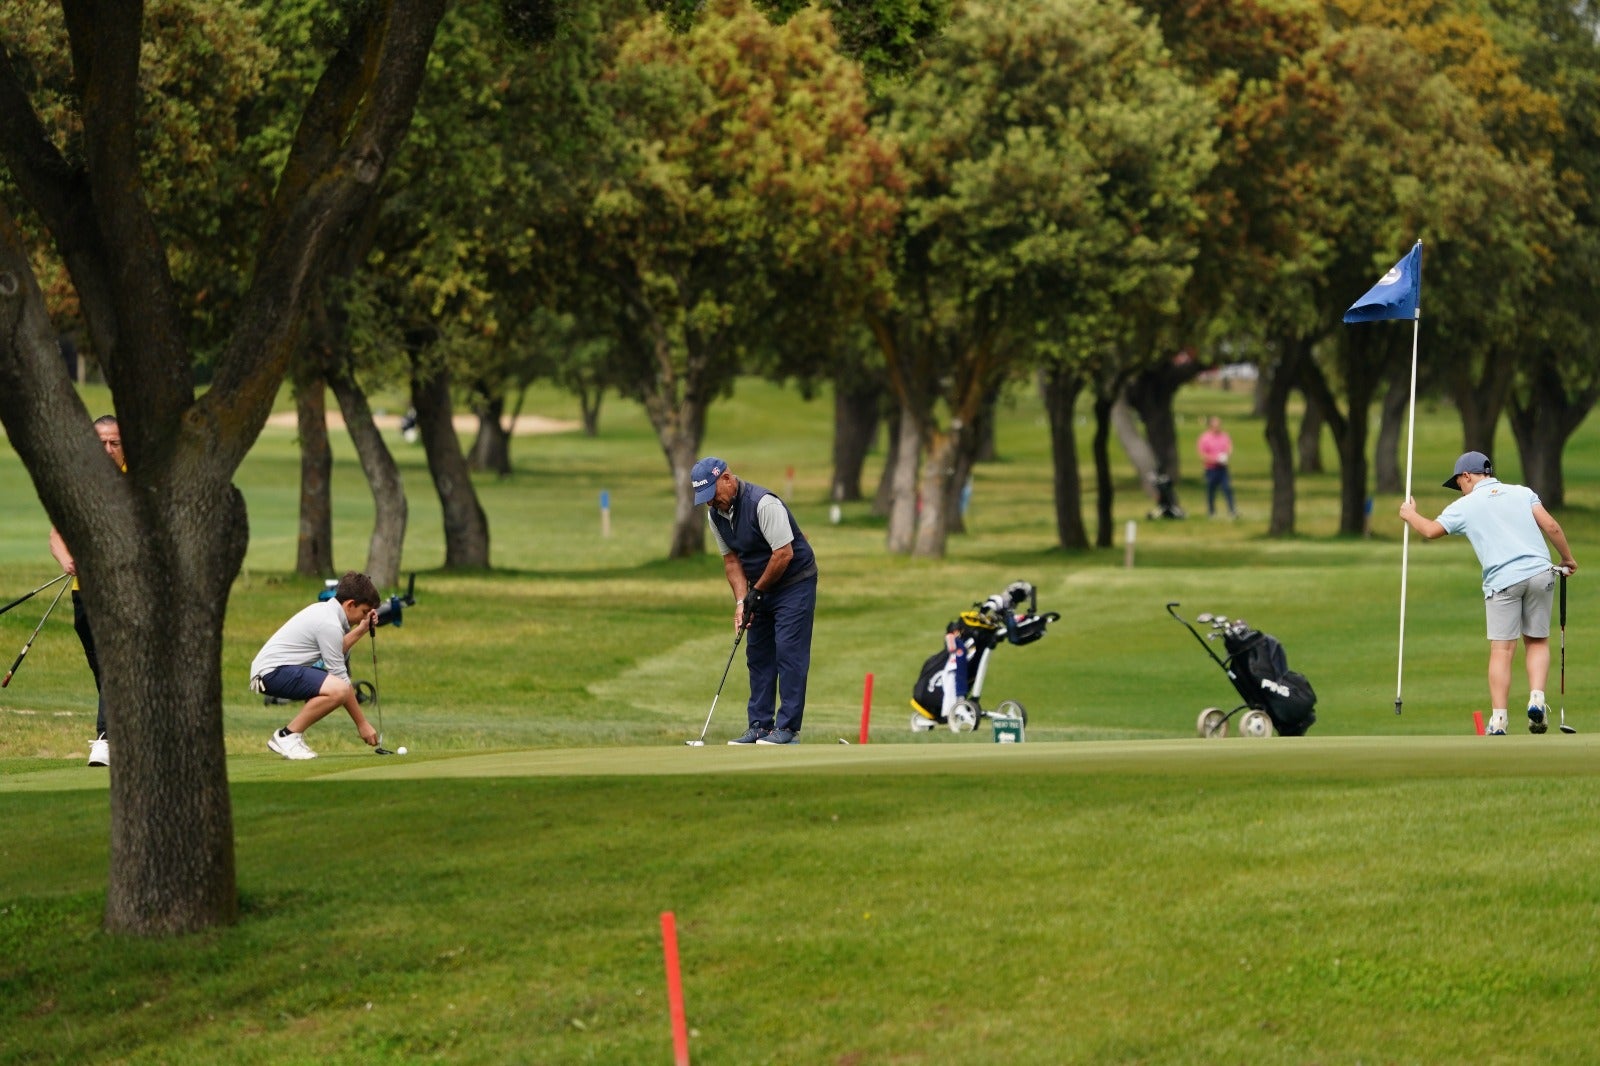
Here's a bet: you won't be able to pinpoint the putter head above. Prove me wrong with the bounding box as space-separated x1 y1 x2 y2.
685 739 705 747
1561 724 1578 734
374 746 395 756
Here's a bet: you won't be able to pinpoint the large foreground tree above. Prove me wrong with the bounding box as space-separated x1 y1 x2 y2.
0 0 445 935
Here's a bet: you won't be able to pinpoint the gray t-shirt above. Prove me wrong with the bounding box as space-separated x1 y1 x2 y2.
250 597 353 682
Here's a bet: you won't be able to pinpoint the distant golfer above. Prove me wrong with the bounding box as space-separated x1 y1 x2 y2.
1399 451 1577 735
692 457 819 745
48 414 123 768
251 571 382 759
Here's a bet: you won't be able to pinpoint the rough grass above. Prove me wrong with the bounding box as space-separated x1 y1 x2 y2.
3 377 1599 1062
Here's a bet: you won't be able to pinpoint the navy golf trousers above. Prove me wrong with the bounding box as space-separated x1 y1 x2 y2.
744 574 817 734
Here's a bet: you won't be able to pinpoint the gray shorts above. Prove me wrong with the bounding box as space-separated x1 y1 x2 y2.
1485 572 1555 641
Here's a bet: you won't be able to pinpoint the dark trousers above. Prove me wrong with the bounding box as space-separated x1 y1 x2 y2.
744 574 817 733
72 591 106 737
1205 466 1236 516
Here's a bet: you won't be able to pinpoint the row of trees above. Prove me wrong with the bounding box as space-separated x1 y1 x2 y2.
2 0 1597 933
305 0 1600 563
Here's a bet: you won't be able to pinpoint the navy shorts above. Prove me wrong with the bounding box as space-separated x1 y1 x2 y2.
258 664 329 702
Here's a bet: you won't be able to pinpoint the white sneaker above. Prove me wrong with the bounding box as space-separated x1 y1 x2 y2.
267 730 318 760
87 735 109 767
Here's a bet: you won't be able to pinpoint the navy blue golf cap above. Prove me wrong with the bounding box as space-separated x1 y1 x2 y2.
691 457 727 506
1444 451 1492 491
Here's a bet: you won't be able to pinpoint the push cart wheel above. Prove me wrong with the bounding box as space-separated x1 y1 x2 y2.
995 699 1028 726
949 699 981 733
355 679 376 705
1240 709 1274 738
1196 707 1228 739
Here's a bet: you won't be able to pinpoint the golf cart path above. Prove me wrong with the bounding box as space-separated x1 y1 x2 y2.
5 735 1595 793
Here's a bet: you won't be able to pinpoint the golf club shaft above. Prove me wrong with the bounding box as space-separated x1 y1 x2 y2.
0 572 70 619
370 625 383 744
693 618 749 743
2 577 71 687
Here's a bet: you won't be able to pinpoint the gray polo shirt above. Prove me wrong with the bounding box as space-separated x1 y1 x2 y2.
250 598 353 682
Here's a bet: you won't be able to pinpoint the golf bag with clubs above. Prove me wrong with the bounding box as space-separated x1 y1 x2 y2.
909 581 1059 734
1167 602 1317 738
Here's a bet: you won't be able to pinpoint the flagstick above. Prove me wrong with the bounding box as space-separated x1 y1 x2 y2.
1395 298 1421 715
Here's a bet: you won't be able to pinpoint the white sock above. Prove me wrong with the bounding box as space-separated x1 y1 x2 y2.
1530 690 1546 709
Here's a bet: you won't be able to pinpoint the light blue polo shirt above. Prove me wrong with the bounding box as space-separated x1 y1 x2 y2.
1436 478 1553 596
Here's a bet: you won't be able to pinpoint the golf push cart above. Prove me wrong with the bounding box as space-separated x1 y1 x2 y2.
909 581 1059 734
1167 602 1317 738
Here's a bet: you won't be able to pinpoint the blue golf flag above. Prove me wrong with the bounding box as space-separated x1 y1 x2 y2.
1344 242 1422 323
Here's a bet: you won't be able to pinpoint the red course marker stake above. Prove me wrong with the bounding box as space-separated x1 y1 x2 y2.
1472 711 1485 736
661 911 690 1066
860 672 874 744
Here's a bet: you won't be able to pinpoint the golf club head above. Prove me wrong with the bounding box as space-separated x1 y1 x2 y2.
685 739 705 747
1195 612 1214 623
1560 724 1578 734
375 746 395 756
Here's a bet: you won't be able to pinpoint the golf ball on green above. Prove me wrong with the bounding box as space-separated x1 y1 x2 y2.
396 746 408 755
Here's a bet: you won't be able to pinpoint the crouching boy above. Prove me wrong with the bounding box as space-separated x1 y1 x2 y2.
252 571 382 759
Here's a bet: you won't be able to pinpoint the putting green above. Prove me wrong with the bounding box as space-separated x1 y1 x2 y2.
5 733 1591 793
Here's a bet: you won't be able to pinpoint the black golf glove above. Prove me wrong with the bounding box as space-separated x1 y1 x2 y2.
746 587 770 616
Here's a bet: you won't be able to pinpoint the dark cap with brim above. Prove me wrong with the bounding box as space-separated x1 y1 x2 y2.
691 457 727 506
1444 451 1492 491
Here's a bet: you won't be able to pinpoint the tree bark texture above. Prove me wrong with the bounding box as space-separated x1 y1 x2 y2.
1262 340 1306 537
1040 366 1089 551
411 355 489 568
830 380 880 502
327 361 408 588
293 368 335 577
469 393 512 476
0 0 445 935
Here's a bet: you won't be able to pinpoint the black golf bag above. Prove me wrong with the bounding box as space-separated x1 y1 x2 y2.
1167 603 1316 738
1221 625 1317 736
909 581 1058 733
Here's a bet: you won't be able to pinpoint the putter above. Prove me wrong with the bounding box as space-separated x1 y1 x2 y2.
0 572 70 619
686 618 750 746
370 623 394 755
1560 569 1576 734
2 576 72 687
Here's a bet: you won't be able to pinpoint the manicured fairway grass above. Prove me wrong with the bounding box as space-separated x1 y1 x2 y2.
4 378 1600 1062
5 741 1600 1063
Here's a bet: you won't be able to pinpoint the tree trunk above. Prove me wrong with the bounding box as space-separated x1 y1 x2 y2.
411 354 489 568
1040 366 1089 551
873 405 902 517
1297 394 1324 475
831 380 880 502
576 384 602 437
662 430 705 558
885 397 920 554
469 392 512 476
913 425 959 557
326 361 408 589
1373 364 1410 495
1507 360 1600 508
292 366 334 577
1263 340 1305 537
1111 393 1162 504
1123 357 1201 481
1092 389 1116 549
1450 348 1516 461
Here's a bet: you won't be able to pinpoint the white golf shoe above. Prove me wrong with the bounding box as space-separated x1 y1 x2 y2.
267 730 318 760
87 735 109 767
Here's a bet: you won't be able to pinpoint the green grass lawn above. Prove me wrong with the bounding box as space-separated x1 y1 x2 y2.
3 378 1599 1062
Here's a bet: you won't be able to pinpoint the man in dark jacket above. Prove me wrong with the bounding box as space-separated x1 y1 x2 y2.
692 457 819 745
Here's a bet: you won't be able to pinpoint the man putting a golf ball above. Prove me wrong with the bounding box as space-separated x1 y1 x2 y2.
692 457 819 746
250 571 383 759
1399 451 1578 735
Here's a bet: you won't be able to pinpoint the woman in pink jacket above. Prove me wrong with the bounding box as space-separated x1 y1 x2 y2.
1197 416 1237 518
